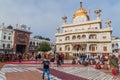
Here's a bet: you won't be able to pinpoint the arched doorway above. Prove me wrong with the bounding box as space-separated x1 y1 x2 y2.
16 45 26 54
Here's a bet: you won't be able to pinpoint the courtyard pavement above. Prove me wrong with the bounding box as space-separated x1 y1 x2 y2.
0 60 120 80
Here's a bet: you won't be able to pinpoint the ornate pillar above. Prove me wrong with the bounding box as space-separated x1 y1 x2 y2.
86 44 90 53
97 43 102 55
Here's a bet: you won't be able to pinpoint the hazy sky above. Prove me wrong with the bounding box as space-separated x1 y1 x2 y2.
0 0 120 42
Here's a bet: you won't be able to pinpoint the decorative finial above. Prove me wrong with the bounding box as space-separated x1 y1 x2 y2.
56 26 60 33
28 27 31 30
80 0 82 8
62 15 67 24
95 8 102 19
106 19 111 27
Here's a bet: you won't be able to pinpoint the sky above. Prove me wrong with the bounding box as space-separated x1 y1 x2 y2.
0 0 120 42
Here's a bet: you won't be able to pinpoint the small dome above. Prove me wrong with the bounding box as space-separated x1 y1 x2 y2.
73 1 89 19
73 7 88 18
7 25 13 29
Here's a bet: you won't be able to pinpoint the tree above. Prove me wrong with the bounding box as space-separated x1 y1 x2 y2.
33 35 51 41
33 35 42 39
45 38 50 41
37 42 52 52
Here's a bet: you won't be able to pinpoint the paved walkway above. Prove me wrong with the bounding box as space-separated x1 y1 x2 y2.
6 71 41 80
38 68 87 80
0 61 120 80
51 67 117 80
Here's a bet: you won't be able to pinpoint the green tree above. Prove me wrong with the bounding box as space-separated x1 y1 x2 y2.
45 38 50 41
33 35 50 41
33 35 43 39
37 42 52 52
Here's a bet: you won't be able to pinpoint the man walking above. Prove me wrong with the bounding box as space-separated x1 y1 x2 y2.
42 56 50 80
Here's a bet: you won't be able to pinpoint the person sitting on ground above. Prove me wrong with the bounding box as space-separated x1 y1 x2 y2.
72 58 76 64
103 62 109 70
95 62 101 69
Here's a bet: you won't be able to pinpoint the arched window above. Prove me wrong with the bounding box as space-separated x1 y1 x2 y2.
65 37 67 40
33 42 35 46
72 36 76 40
65 45 70 51
65 36 70 41
103 46 107 51
116 43 118 47
65 46 68 50
112 44 114 48
59 47 62 51
30 42 32 45
77 35 81 39
89 34 97 39
102 36 106 39
82 35 86 39
37 42 38 46
89 44 97 51
95 27 98 29
67 36 70 40
68 47 70 51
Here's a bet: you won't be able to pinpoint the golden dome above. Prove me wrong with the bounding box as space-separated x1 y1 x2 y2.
73 1 89 19
73 7 88 18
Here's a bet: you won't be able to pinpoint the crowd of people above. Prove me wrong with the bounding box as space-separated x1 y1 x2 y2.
72 53 120 78
41 53 120 79
1 52 120 79
0 52 39 62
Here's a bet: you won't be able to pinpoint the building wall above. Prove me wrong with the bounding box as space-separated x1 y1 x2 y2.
0 27 13 50
112 39 120 53
0 24 31 54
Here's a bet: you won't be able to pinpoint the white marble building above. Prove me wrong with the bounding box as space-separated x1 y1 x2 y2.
0 22 54 54
0 23 31 53
112 38 120 53
55 1 112 56
0 23 14 53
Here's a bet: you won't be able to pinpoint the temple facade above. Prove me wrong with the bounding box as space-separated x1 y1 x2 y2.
55 1 112 57
0 23 31 54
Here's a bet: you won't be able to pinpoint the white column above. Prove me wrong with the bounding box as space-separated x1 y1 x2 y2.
97 43 102 54
86 33 89 40
108 43 112 53
86 44 90 53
